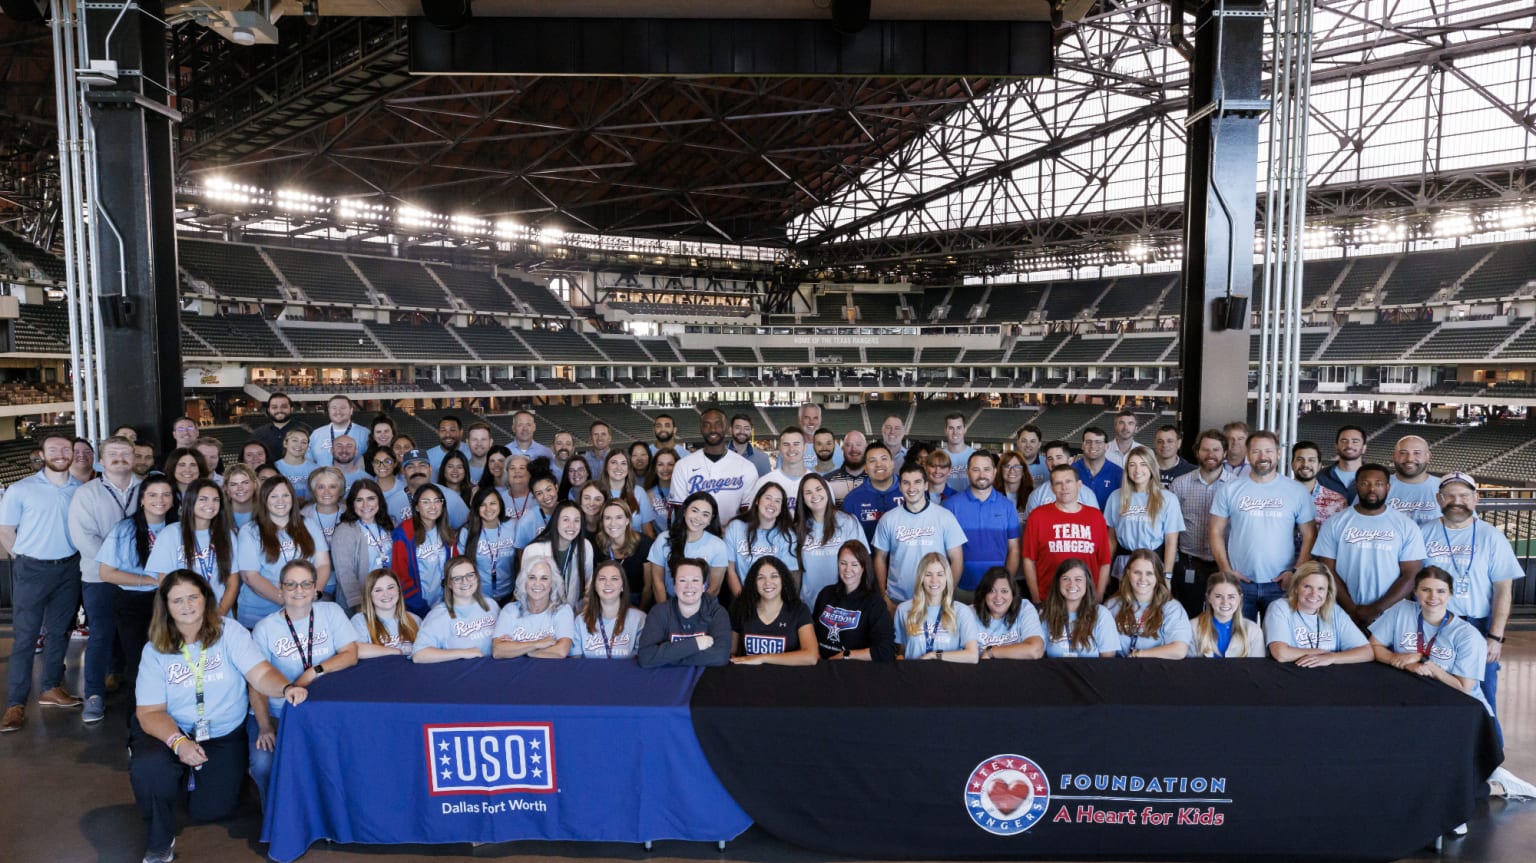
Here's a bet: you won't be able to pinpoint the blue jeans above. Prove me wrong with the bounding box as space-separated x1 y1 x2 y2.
246 712 278 810
7 555 81 707
81 582 119 699
1241 579 1287 624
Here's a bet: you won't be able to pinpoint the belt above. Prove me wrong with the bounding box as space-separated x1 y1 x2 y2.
20 553 81 565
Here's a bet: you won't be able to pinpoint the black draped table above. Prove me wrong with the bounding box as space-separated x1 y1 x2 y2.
689 660 1502 861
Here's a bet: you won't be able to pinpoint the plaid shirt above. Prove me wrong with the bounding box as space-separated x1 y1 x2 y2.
1169 469 1228 561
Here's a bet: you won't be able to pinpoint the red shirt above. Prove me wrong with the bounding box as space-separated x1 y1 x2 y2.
1023 503 1110 599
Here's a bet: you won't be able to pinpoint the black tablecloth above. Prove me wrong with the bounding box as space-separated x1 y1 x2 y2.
690 660 1501 861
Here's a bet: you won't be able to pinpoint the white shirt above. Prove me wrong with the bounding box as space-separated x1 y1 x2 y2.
669 448 760 527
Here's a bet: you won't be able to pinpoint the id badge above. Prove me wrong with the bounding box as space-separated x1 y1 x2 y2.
1184 567 1196 585
194 718 211 742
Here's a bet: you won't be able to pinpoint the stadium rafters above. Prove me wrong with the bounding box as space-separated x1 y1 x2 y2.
793 0 1536 277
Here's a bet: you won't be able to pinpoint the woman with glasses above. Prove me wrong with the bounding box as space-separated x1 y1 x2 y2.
330 479 396 614
248 559 357 806
995 451 1033 527
389 484 459 617
364 446 412 524
129 571 304 863
413 556 499 662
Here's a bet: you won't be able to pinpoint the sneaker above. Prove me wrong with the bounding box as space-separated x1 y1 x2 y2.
82 695 105 724
0 705 22 732
141 838 174 863
1452 822 1468 836
37 687 83 709
71 625 90 640
1490 766 1536 800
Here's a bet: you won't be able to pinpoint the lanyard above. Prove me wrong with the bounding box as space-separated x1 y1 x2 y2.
598 617 614 658
923 618 940 654
1439 521 1475 587
508 494 529 521
316 509 339 541
483 524 505 594
1303 612 1323 650
194 534 217 582
283 609 316 670
1417 611 1452 663
102 479 134 520
1128 605 1149 654
363 525 390 566
178 643 208 727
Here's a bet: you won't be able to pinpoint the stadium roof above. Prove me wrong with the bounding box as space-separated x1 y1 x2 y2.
2 0 1534 276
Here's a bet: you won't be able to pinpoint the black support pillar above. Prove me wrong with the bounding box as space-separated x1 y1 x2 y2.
1176 0 1266 436
83 0 182 448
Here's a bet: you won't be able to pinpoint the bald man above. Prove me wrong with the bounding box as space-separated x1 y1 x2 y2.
1385 435 1440 526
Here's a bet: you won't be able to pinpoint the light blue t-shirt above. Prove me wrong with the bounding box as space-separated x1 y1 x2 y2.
1042 606 1119 657
251 601 355 717
1261 601 1367 652
723 521 798 582
235 516 331 629
409 531 451 609
1369 599 1491 713
976 604 1045 649
645 530 731 596
459 523 517 600
379 481 413 524
231 510 254 530
135 620 265 739
872 502 968 602
1023 482 1098 520
1103 597 1193 655
1421 518 1524 619
512 507 553 548
573 608 647 658
416 597 501 655
1313 507 1427 606
301 504 344 548
96 519 174 593
350 610 420 655
942 445 976 493
308 423 370 468
794 512 868 605
274 459 317 500
1103 490 1186 552
1386 475 1442 525
1210 476 1316 583
494 602 578 656
145 527 240 604
893 602 980 659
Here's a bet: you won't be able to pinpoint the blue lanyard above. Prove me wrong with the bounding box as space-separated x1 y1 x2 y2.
1416 611 1452 663
1439 521 1475 586
923 618 939 654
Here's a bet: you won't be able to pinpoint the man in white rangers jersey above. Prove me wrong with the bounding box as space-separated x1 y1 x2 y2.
670 406 760 527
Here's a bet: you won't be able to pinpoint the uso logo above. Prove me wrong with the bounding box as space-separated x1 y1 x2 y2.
964 754 1050 835
425 723 556 795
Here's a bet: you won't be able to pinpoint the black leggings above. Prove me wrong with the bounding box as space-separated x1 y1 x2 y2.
128 719 250 854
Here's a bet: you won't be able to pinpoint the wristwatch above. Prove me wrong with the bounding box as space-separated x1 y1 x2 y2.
313 664 326 676
936 650 944 660
1487 634 1506 644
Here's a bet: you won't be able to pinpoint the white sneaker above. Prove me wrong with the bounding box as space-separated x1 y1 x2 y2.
1451 822 1468 836
1490 766 1536 800
141 837 174 863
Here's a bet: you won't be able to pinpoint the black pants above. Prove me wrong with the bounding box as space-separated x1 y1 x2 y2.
1174 553 1220 618
128 719 249 855
114 590 157 694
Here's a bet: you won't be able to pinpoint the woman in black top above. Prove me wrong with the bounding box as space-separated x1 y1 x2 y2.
593 498 654 606
811 540 896 662
731 556 817 666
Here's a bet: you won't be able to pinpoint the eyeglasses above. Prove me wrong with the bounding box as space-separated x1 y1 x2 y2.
281 580 316 591
1004 465 1025 472
448 573 478 585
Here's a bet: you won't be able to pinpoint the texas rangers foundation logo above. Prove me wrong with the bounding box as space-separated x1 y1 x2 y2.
425 723 556 795
964 754 1050 835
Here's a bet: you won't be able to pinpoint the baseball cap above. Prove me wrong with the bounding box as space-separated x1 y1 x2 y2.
401 448 430 466
1439 471 1476 492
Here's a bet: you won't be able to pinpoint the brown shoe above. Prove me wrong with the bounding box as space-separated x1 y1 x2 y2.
0 705 22 732
104 673 121 694
37 688 83 709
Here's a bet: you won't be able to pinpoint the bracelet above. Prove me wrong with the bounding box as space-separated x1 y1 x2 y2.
167 733 187 752
1488 634 1505 644
282 683 296 695
171 737 188 755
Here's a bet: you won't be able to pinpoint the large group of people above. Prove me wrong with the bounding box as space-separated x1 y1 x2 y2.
0 393 1531 861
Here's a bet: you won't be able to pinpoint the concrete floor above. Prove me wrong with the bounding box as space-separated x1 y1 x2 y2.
1 621 1533 863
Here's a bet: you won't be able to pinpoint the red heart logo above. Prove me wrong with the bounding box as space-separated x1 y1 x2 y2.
986 779 1032 816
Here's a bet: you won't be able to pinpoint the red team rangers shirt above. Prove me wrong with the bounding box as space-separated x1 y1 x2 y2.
1022 504 1111 598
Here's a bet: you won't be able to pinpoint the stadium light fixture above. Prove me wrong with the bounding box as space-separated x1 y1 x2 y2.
276 188 324 214
1433 213 1474 238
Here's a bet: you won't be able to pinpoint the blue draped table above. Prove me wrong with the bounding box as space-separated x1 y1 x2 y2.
262 656 751 862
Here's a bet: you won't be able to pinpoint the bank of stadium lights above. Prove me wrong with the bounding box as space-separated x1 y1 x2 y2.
275 189 327 215
335 199 388 224
1433 212 1476 238
202 177 271 207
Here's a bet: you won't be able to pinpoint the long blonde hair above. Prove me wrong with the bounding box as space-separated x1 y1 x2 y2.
904 552 957 637
1118 446 1164 525
1110 549 1171 637
1190 571 1251 657
360 568 420 646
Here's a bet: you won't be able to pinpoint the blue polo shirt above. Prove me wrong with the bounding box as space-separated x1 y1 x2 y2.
1075 460 1123 508
840 480 904 541
943 487 1021 591
0 470 83 559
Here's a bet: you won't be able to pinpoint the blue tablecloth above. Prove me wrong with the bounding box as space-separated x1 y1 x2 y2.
262 656 751 862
